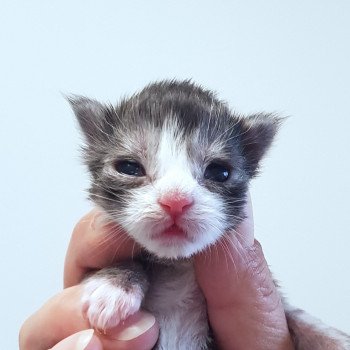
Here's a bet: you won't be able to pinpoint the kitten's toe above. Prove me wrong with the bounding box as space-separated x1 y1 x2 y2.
82 277 143 331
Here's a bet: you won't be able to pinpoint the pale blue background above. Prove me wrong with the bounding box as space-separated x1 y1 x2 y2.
1 1 349 348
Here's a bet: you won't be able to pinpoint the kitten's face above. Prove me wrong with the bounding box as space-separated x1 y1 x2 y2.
92 119 244 258
69 81 279 259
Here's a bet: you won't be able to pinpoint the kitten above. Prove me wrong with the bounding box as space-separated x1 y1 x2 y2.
68 80 350 349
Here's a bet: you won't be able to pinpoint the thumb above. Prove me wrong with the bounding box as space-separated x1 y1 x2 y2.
49 329 102 350
20 285 159 350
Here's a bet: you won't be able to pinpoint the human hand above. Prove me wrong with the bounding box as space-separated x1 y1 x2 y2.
194 193 294 350
19 212 159 350
20 194 293 350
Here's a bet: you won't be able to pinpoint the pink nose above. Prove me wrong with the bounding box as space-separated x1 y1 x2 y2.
159 194 194 216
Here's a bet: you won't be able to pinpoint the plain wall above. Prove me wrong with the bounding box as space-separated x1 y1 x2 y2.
1 1 349 348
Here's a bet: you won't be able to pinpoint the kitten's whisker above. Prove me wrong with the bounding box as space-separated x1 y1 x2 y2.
95 231 128 254
131 241 137 261
218 240 230 272
86 192 118 202
221 235 240 280
110 234 132 262
226 231 250 265
89 181 120 198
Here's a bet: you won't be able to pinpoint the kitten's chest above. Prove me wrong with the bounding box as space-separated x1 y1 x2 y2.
143 262 212 350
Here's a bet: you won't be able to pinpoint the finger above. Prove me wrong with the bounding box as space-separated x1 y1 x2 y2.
194 195 293 350
99 311 159 350
19 286 159 350
196 239 292 350
64 210 142 287
234 191 255 247
49 329 102 350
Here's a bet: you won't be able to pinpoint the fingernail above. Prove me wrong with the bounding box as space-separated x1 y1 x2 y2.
108 311 156 341
76 329 95 349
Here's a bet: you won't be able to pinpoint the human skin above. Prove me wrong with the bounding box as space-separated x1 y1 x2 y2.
19 195 294 350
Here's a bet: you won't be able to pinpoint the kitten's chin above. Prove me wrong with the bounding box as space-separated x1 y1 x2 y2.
131 230 221 259
142 239 202 259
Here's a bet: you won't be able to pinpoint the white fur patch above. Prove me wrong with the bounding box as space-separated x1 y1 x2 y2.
82 276 143 331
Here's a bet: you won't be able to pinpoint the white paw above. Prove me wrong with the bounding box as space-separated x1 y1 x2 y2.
82 276 143 331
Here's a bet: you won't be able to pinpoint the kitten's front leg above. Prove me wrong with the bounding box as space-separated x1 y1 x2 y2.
82 262 149 331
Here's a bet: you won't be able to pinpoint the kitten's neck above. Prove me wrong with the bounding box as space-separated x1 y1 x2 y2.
140 250 193 267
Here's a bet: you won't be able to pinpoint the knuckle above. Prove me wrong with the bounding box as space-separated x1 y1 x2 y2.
71 212 93 240
19 318 35 350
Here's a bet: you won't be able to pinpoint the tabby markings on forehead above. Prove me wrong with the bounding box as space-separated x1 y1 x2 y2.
101 126 159 169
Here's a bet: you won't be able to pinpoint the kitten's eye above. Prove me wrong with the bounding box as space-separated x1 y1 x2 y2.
204 163 230 182
114 160 146 177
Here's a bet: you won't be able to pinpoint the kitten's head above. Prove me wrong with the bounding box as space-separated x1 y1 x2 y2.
69 80 280 259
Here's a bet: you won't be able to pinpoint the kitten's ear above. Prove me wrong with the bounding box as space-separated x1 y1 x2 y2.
240 113 282 176
67 95 108 143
